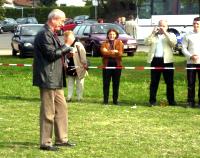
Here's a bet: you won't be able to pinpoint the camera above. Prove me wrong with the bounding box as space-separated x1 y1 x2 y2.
156 27 160 32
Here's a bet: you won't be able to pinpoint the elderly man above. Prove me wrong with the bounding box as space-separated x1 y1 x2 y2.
144 20 177 106
182 17 200 108
33 9 75 151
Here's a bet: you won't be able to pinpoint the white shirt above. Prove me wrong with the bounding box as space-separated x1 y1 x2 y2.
154 34 164 57
182 31 200 64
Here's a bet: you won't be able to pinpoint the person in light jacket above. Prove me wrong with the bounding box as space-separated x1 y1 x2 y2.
64 31 88 102
182 17 200 108
125 15 138 39
144 19 177 106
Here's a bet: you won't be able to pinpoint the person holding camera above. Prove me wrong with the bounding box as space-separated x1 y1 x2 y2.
144 19 177 106
33 9 76 151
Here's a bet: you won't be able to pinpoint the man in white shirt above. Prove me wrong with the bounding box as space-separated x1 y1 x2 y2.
182 17 200 108
145 20 177 106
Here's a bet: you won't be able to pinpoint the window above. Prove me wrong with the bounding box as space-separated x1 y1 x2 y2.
77 25 86 35
83 26 90 34
179 1 198 14
138 0 151 18
153 0 174 15
73 25 81 35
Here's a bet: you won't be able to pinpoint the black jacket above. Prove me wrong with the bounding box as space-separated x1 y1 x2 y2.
33 24 70 89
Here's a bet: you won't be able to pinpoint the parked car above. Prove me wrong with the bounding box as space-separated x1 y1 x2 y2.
73 23 138 56
16 17 38 24
11 24 43 57
0 18 17 33
57 17 97 36
57 18 77 36
168 28 186 55
74 15 89 24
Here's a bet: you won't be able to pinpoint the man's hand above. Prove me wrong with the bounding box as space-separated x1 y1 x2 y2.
191 54 199 63
152 27 159 34
66 53 73 58
62 46 73 55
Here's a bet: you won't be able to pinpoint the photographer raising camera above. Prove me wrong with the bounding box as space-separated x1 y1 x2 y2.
144 19 177 107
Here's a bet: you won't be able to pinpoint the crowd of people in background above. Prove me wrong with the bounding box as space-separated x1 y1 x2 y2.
61 15 200 108
98 15 138 40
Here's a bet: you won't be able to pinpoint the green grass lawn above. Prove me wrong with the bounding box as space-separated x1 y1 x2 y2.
1 53 200 158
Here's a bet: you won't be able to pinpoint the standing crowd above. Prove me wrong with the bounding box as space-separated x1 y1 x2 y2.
32 9 200 151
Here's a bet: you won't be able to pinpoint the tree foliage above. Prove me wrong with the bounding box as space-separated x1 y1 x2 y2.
40 0 56 6
0 0 5 6
94 0 143 21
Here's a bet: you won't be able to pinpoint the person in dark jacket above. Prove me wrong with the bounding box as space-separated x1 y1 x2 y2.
33 9 75 151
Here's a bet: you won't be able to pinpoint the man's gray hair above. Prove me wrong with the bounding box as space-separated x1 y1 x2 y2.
48 9 66 20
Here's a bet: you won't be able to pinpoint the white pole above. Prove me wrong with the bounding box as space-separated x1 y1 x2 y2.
22 8 23 18
95 6 97 19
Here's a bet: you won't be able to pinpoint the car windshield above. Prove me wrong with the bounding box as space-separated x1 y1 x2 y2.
21 25 42 36
91 24 126 34
16 18 26 24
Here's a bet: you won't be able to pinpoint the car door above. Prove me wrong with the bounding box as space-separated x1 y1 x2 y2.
82 25 92 51
76 25 86 44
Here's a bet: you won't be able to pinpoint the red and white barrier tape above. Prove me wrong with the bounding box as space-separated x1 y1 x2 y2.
0 63 200 70
0 63 32 67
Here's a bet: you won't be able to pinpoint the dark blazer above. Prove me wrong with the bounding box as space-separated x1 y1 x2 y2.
100 39 124 67
33 24 69 89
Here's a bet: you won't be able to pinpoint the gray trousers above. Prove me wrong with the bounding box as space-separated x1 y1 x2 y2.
39 88 68 146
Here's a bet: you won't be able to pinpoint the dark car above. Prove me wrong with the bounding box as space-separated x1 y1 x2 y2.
11 24 43 57
73 23 138 56
0 18 17 33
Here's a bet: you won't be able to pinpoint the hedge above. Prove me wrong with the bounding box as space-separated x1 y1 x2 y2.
0 6 95 23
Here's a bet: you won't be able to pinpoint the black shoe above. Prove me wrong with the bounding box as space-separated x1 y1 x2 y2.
55 141 76 147
188 102 195 108
169 101 177 106
113 101 119 105
40 145 59 151
149 101 156 107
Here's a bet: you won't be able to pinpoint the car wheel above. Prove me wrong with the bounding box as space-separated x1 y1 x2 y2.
91 44 99 57
12 48 17 56
19 51 25 58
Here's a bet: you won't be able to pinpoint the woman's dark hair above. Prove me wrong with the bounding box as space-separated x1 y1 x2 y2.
194 17 200 22
106 28 119 39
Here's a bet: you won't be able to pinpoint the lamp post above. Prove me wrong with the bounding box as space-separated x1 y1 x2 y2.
92 0 98 19
32 0 35 17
